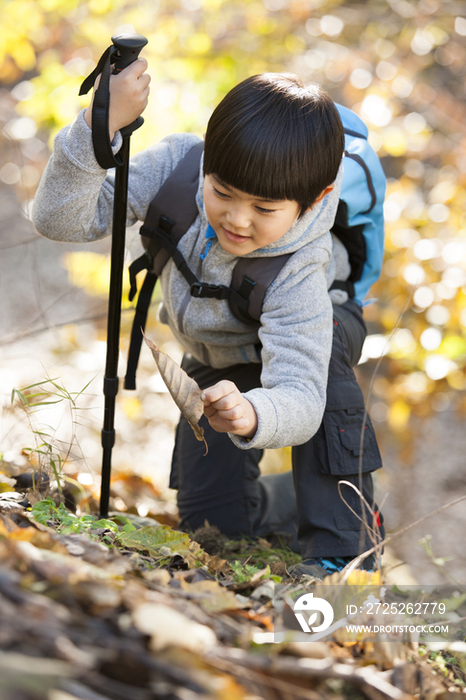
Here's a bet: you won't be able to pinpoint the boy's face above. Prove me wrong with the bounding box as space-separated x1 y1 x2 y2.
204 174 303 256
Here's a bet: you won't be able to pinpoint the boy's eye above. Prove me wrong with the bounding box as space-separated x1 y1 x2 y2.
256 206 276 214
212 184 276 213
213 186 230 199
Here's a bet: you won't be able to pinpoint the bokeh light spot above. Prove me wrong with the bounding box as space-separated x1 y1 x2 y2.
403 263 425 285
320 15 344 38
413 286 435 309
454 16 466 36
376 61 397 81
428 203 449 223
420 327 442 351
413 239 439 260
361 94 392 127
424 355 454 380
0 163 21 185
350 68 372 90
425 305 451 326
404 112 427 134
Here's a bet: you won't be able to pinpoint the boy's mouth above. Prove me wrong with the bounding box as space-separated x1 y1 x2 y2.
223 227 250 244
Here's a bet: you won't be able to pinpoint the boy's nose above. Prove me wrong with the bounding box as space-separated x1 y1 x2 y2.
225 206 250 230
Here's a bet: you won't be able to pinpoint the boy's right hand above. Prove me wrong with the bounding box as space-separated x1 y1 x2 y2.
84 57 151 142
202 381 258 439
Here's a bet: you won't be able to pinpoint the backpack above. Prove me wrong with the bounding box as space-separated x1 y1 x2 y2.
124 106 386 390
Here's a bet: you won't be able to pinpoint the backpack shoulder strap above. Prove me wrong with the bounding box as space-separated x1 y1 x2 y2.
230 255 292 323
142 140 203 276
125 141 203 390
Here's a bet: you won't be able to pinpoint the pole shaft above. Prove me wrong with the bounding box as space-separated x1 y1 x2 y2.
100 136 131 518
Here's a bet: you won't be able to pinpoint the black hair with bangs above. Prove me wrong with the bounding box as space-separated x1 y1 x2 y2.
203 73 344 214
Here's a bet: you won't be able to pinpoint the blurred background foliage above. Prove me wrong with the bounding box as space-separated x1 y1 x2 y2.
2 0 466 456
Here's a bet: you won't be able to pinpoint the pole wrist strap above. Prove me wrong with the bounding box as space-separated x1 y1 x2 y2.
79 46 123 170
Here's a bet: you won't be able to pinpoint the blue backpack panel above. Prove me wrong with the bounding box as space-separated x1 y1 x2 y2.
336 104 386 304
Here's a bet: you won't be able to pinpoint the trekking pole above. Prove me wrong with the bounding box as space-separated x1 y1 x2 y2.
79 33 148 517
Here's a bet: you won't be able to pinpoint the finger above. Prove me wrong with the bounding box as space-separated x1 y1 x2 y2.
218 404 245 420
120 56 148 77
228 417 250 430
213 395 243 413
202 380 237 405
139 72 151 89
203 403 244 421
135 56 149 74
207 415 250 433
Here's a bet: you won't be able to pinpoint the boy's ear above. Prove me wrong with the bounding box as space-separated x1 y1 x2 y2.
305 184 335 212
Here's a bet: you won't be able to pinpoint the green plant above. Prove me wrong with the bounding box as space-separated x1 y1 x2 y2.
418 535 457 582
11 377 94 491
30 499 123 544
229 560 281 584
220 535 301 568
424 649 466 685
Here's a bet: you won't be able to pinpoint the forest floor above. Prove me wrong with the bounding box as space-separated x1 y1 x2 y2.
1 480 466 700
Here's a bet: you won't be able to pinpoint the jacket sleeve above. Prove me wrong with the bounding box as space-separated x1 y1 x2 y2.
32 110 201 242
229 241 333 451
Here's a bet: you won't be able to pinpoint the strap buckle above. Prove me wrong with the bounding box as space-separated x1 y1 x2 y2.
190 282 230 299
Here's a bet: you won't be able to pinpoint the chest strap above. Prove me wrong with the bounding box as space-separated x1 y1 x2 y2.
135 215 257 312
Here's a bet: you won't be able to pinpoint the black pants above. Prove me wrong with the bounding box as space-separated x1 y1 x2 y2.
169 299 384 559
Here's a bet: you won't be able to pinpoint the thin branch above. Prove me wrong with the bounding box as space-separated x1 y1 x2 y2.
0 298 162 346
342 493 466 580
0 311 108 346
337 480 379 546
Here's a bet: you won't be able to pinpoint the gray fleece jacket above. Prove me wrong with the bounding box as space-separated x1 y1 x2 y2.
33 110 350 451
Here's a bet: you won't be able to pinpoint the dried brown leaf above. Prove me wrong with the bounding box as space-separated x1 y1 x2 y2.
178 579 241 613
143 334 208 453
187 540 230 574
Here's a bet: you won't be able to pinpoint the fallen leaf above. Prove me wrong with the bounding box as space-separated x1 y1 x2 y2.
251 580 275 600
110 510 162 529
179 579 241 613
132 602 217 652
0 652 75 696
0 492 29 515
143 334 208 453
229 609 274 631
7 527 68 554
345 569 382 586
118 524 191 557
13 540 125 585
72 581 122 610
187 540 230 574
142 569 171 585
250 566 271 584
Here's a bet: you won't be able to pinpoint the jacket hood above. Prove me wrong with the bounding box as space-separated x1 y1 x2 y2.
196 154 343 259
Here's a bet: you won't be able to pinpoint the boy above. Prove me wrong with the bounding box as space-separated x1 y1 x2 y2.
33 60 384 579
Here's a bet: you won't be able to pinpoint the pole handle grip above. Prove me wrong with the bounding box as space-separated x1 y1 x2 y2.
111 33 148 72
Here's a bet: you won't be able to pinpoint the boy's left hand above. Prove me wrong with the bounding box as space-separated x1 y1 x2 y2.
202 381 257 439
